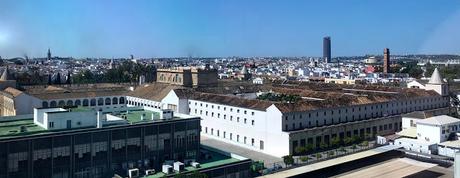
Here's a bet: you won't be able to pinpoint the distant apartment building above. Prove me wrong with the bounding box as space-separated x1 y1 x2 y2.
157 65 218 87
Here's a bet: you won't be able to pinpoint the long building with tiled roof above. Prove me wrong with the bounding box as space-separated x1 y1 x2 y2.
144 70 452 157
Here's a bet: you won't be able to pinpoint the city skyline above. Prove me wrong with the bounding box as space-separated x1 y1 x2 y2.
0 0 460 58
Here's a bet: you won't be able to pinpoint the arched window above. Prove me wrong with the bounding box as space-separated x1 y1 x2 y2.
90 99 96 106
42 101 49 108
83 99 89 106
66 100 73 106
119 97 125 104
97 98 103 106
105 98 111 105
50 101 57 107
75 100 81 106
112 97 118 105
58 100 65 107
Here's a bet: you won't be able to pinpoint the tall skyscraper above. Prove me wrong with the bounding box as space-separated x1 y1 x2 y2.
323 36 331 63
383 48 390 74
47 48 52 61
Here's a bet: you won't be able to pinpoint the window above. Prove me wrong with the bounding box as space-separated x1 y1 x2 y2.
260 141 264 150
224 131 226 138
230 116 233 121
49 122 54 128
252 112 255 116
237 109 240 113
252 120 255 125
244 110 247 114
244 118 247 124
252 138 255 146
237 117 240 122
244 137 247 144
230 133 233 140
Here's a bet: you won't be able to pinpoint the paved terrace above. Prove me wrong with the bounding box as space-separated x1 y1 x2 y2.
201 136 282 167
259 145 401 178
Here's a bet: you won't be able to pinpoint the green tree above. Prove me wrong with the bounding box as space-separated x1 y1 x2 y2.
319 142 328 150
344 137 353 145
315 153 322 159
300 156 309 162
330 137 341 148
360 141 369 148
282 155 294 166
305 144 314 154
294 146 306 155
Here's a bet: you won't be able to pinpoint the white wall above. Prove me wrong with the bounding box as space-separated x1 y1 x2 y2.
439 146 460 158
14 93 42 115
393 138 433 154
402 117 418 130
417 123 441 143
46 110 97 130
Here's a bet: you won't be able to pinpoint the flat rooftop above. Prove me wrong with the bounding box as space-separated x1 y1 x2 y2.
0 119 47 139
332 158 453 178
0 107 197 140
263 145 402 178
146 147 245 178
112 109 162 124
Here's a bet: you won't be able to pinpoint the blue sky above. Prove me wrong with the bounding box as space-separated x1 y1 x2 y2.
0 0 459 58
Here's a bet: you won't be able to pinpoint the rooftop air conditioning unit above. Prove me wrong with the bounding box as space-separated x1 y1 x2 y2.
145 169 155 176
128 168 139 178
173 162 184 172
160 109 174 120
162 165 173 174
191 162 200 168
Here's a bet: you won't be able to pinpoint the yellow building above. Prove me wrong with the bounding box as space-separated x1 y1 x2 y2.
324 78 363 85
157 65 218 87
